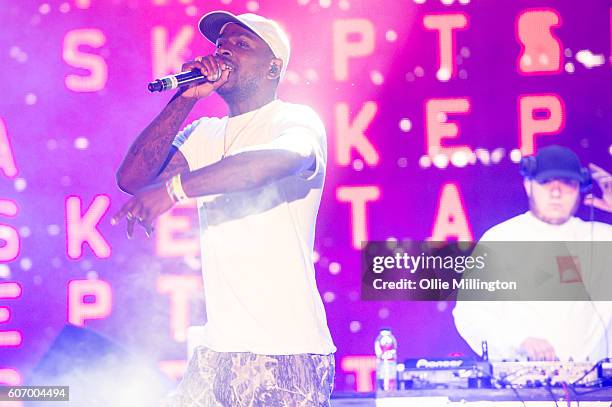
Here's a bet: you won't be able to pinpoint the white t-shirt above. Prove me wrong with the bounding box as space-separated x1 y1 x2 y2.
453 211 612 361
173 99 336 355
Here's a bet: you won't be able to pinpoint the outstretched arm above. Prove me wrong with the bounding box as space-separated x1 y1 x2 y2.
181 148 314 197
111 146 316 238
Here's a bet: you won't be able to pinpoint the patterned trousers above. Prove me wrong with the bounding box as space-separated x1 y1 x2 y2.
164 346 335 407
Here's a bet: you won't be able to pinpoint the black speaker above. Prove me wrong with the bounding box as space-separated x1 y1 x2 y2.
26 324 173 407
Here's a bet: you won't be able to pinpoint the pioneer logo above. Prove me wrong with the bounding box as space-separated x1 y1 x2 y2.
415 359 464 369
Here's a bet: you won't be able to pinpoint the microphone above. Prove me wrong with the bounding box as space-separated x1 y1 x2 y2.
148 70 209 93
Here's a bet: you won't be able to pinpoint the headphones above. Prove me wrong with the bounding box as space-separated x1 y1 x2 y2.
519 156 592 193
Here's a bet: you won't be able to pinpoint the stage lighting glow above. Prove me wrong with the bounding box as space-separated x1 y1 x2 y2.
370 70 384 85
329 262 342 274
576 49 605 68
399 118 412 132
74 137 89 150
490 148 505 164
509 148 522 163
24 93 37 105
385 30 398 42
185 6 197 16
419 155 432 168
450 150 469 168
9 46 20 59
285 70 300 84
433 154 450 169
339 0 350 10
0 265 10 279
323 291 336 303
38 3 51 15
246 1 260 12
46 224 60 236
18 226 30 238
436 67 451 81
10 47 28 64
19 258 32 272
13 178 26 192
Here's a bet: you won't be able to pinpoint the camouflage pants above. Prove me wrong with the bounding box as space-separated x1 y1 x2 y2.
165 346 335 407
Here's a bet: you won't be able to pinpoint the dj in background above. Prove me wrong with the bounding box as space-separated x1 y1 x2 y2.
454 145 612 362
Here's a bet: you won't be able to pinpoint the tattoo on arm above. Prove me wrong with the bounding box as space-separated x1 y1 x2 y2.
116 89 196 192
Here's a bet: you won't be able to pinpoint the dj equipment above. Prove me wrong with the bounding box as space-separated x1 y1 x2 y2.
331 387 612 406
598 359 612 386
398 357 602 390
492 360 599 387
399 358 493 389
332 355 612 407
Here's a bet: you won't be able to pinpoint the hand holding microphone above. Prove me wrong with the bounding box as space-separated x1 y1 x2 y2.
148 55 232 99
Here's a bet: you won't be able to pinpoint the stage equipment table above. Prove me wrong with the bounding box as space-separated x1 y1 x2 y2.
330 388 612 406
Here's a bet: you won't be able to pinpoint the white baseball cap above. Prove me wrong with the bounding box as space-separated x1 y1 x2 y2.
198 11 290 79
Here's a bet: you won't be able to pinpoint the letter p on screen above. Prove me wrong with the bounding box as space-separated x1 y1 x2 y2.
68 279 112 326
333 19 375 81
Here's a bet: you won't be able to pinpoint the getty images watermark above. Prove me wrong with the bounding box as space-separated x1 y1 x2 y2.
361 241 612 301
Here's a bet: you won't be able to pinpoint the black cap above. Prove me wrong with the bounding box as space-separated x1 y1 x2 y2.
532 145 583 183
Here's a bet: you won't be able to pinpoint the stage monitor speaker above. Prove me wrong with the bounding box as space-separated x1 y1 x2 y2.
26 324 173 407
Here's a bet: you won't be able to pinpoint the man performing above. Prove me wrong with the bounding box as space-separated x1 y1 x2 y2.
112 11 336 406
453 145 612 362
